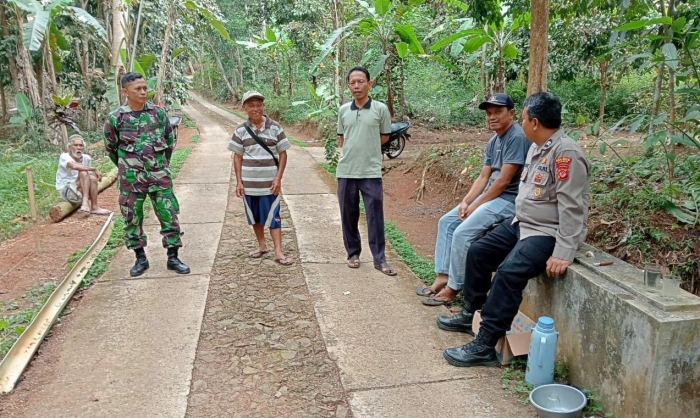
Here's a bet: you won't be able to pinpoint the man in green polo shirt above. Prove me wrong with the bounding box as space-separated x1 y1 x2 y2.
336 66 396 276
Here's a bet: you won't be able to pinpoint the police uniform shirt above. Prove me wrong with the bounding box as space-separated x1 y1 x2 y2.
515 129 591 261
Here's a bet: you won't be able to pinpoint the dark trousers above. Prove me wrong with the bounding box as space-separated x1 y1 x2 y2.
337 178 386 265
463 218 555 343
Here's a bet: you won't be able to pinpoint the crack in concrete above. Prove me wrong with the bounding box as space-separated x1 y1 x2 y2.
345 374 486 394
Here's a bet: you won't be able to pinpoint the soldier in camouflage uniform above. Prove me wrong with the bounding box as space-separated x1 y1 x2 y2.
104 72 190 277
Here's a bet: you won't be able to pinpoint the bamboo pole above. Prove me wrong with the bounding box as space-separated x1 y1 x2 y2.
25 167 40 253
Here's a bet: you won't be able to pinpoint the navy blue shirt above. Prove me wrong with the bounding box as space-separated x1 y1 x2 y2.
483 122 530 203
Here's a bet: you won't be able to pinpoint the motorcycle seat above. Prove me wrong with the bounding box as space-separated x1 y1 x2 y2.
390 121 410 133
169 116 182 127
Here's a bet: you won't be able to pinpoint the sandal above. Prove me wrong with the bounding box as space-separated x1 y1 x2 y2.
90 208 112 215
275 256 294 266
78 206 90 213
347 255 360 269
421 295 455 306
415 286 435 297
374 263 397 276
248 249 268 258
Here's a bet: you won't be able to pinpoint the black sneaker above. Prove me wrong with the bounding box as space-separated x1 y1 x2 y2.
443 335 500 367
130 256 149 277
436 310 475 334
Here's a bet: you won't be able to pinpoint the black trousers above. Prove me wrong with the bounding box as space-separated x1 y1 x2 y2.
337 178 386 265
463 218 555 344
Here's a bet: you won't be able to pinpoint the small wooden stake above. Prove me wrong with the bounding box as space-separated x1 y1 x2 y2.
26 166 40 253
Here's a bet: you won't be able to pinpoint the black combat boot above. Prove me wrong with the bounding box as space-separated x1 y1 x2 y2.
130 248 149 277
166 247 190 274
436 305 475 334
442 333 500 368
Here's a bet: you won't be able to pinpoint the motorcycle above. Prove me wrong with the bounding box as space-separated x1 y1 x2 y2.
382 121 411 159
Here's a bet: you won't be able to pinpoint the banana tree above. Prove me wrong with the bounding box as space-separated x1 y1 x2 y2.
8 0 106 95
311 0 426 116
154 0 230 104
430 18 522 96
236 27 296 97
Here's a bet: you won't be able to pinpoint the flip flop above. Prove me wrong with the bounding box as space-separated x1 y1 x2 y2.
374 263 397 276
347 255 360 269
275 256 294 266
415 286 435 297
421 295 455 306
78 206 90 213
90 208 112 215
248 249 268 258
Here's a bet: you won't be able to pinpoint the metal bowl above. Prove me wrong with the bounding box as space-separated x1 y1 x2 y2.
530 384 587 418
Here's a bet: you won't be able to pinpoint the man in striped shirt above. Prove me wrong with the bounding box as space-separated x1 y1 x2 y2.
228 91 293 266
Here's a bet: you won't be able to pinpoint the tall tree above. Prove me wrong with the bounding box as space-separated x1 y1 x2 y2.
527 0 549 95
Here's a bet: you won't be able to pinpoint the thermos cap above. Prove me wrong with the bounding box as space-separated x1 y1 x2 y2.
537 316 555 330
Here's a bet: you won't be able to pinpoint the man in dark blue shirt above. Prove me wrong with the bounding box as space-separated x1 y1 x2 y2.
418 93 530 306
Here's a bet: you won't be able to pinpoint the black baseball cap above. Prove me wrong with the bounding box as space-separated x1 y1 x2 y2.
478 93 515 110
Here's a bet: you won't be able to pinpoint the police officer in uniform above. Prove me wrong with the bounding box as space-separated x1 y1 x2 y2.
437 92 590 367
104 72 190 277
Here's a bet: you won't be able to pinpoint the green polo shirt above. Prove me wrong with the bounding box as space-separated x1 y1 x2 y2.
336 97 391 178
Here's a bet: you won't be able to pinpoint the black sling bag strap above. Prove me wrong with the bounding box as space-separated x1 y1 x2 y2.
244 124 279 168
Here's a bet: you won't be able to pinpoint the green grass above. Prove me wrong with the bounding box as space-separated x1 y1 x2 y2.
0 146 194 363
289 137 306 147
384 221 436 283
213 102 246 120
288 134 307 148
191 134 201 143
0 281 56 358
183 115 196 129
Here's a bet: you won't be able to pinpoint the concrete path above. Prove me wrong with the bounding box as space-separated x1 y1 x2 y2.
5 100 243 418
200 97 534 417
3 95 533 417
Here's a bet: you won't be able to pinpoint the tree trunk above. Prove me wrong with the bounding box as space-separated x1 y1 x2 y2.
155 7 177 104
0 5 19 86
598 59 609 135
527 0 550 95
331 0 342 102
236 48 244 87
44 41 58 95
110 0 126 69
666 0 676 136
287 55 294 97
399 58 406 119
210 43 239 103
494 56 506 93
273 73 281 95
15 32 42 107
384 55 395 117
1 87 7 122
480 44 487 97
649 63 665 134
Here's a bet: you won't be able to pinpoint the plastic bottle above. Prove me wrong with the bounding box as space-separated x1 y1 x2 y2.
525 316 559 386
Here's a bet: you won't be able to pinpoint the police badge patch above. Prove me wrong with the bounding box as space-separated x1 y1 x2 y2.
555 157 572 181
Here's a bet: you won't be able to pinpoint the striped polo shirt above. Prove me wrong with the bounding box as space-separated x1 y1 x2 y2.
228 116 291 196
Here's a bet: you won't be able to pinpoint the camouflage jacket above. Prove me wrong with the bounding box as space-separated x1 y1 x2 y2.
104 102 175 193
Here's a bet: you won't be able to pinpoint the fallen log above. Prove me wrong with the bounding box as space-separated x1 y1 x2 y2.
49 167 119 223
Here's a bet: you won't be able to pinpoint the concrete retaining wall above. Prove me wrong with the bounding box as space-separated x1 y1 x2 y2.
520 243 700 418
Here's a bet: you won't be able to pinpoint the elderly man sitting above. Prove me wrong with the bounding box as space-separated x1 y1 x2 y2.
55 134 111 215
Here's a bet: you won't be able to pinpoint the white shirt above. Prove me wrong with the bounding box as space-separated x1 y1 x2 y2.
56 152 91 191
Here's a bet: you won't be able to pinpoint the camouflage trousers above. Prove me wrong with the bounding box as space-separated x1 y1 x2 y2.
118 188 183 250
